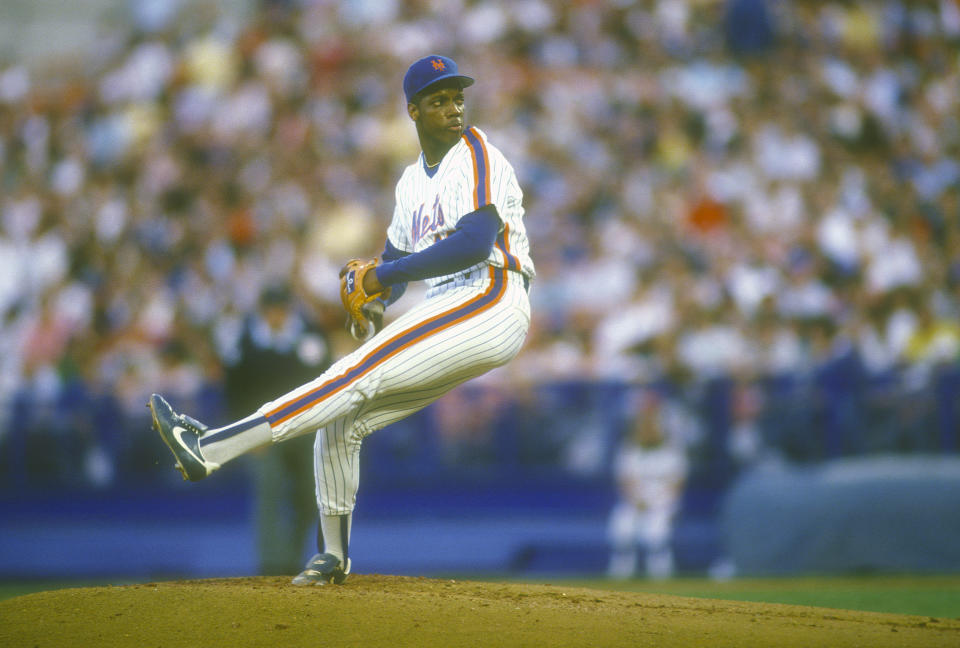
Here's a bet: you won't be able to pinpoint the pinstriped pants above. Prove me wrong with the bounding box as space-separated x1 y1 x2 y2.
256 267 530 515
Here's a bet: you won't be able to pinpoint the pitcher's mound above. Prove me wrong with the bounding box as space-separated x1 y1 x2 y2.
2 574 957 647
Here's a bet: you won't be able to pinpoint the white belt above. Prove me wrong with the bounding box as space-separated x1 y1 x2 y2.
435 267 529 292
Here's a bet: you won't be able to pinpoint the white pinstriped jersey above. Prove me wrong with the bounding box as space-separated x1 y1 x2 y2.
254 126 534 517
387 126 535 292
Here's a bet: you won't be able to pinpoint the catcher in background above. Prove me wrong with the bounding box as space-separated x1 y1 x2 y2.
147 54 535 585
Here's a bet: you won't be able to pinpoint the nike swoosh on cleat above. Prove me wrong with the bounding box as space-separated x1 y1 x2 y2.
173 425 204 462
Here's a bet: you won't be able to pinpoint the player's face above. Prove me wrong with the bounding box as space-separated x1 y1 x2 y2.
410 86 466 153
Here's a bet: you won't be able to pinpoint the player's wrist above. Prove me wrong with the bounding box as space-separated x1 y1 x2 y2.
364 267 385 294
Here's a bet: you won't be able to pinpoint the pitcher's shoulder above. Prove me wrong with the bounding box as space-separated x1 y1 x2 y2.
463 126 517 169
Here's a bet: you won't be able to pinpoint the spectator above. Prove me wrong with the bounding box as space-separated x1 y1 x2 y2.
1 0 960 486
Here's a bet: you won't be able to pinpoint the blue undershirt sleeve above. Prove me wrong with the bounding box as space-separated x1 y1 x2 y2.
377 238 409 307
375 205 501 287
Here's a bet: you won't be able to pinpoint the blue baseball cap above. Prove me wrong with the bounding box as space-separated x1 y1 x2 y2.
403 55 474 104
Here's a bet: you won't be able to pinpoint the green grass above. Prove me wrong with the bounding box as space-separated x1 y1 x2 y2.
548 575 960 619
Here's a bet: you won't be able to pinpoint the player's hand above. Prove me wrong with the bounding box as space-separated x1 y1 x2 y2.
339 258 390 341
346 300 385 341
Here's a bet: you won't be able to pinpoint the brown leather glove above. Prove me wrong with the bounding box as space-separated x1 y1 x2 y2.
339 259 390 341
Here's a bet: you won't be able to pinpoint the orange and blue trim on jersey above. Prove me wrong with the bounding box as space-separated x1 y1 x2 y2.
464 127 522 273
264 266 509 427
463 127 490 209
496 224 520 272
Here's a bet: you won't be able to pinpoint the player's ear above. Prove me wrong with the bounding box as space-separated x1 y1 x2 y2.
407 102 419 121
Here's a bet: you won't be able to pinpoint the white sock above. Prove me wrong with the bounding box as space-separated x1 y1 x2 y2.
320 513 352 564
646 546 675 580
199 412 273 466
608 547 637 579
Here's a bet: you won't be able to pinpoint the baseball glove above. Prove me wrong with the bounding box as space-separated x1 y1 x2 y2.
339 258 390 341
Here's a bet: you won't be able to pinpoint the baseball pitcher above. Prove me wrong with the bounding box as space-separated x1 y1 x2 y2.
148 55 534 585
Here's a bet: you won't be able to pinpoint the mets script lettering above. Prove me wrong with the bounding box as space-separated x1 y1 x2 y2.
411 195 445 246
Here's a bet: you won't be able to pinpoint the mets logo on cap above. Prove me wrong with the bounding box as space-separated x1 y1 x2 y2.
403 54 475 104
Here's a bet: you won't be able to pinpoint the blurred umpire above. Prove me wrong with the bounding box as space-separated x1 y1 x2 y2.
222 285 332 575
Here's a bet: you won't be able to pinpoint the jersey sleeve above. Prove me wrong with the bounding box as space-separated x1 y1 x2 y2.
375 206 499 286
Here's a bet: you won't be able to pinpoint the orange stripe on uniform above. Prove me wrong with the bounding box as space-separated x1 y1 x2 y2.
264 267 508 426
463 127 491 210
496 223 520 272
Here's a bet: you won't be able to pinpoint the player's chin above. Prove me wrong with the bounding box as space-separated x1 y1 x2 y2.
427 127 462 149
440 125 463 141
437 124 463 141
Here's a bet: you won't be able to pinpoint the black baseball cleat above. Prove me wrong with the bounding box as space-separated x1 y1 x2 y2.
148 393 220 482
291 553 351 586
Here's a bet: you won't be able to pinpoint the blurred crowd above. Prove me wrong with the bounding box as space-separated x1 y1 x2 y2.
1 0 959 446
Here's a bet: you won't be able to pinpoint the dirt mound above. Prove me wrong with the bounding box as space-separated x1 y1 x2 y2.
2 575 958 647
